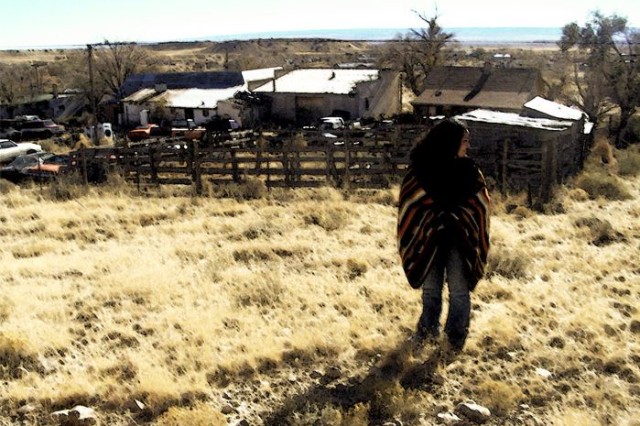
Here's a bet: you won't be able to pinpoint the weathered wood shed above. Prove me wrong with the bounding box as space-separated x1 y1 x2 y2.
457 109 582 202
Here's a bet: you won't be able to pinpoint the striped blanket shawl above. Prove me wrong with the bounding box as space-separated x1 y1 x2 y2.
397 164 491 290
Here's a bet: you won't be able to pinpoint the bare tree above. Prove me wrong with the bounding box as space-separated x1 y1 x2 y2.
0 64 32 117
94 40 156 101
379 9 454 95
559 12 640 147
408 9 455 92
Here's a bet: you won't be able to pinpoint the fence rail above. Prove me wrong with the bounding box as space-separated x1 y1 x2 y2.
67 124 577 203
69 138 413 193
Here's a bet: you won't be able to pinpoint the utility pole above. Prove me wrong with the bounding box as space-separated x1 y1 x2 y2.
29 62 45 101
87 44 98 144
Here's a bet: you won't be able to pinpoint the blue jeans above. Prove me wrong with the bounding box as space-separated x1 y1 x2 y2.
417 246 471 347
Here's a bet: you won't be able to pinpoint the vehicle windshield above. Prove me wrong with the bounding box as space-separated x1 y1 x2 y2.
0 140 18 148
9 157 37 167
8 153 51 167
43 155 68 165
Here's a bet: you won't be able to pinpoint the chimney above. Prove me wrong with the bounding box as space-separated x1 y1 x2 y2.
52 84 58 98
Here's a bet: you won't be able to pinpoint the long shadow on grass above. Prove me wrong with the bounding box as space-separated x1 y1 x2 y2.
261 337 449 425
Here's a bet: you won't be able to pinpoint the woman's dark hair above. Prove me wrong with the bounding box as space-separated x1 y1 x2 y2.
410 118 468 166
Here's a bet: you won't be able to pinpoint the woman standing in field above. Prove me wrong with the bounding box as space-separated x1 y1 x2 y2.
397 118 491 351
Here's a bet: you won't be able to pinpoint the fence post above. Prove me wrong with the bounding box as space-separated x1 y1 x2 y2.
501 139 509 192
266 148 271 191
283 140 290 186
344 136 350 190
539 139 551 206
192 140 202 195
325 143 332 184
231 150 239 183
149 146 158 186
79 147 88 186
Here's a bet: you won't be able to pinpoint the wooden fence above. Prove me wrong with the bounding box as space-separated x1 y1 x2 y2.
72 142 407 193
68 124 582 203
68 127 422 193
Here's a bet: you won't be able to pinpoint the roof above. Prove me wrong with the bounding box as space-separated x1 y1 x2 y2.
122 88 157 103
123 87 243 109
456 109 574 131
121 71 245 98
253 69 379 94
412 66 541 111
523 96 585 121
241 67 282 83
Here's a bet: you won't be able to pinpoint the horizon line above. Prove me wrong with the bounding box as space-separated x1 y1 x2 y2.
0 26 569 51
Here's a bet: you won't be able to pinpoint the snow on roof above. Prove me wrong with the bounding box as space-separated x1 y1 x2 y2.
159 87 243 108
584 121 594 135
242 67 282 83
524 97 585 121
253 69 379 94
124 87 243 109
457 109 574 131
122 88 157 103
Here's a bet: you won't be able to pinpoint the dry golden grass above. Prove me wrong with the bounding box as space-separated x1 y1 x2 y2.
0 147 639 425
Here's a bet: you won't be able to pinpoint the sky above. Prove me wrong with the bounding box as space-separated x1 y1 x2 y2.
0 0 638 49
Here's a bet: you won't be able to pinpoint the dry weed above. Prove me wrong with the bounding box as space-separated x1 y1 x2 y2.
156 403 226 426
0 160 638 425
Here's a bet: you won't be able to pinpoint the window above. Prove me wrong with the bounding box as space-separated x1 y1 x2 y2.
365 98 370 110
202 109 209 117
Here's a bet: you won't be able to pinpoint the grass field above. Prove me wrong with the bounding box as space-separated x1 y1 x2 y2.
0 143 639 425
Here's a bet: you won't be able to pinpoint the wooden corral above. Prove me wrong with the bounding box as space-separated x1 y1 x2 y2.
68 120 586 204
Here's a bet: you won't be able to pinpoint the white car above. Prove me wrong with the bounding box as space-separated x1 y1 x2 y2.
0 139 43 164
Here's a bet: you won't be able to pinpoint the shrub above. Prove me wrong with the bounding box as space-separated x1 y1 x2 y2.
574 216 624 246
573 171 631 201
621 112 640 144
589 139 616 167
0 296 14 323
156 403 226 426
476 379 523 417
0 179 18 194
303 206 349 231
0 333 41 379
615 145 640 176
511 205 533 219
486 247 529 279
212 177 266 200
46 174 87 201
38 139 68 153
346 258 368 280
